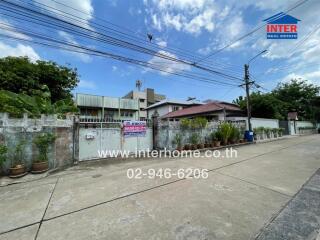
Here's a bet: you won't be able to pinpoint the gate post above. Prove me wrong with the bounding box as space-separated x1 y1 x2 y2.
152 111 159 150
73 115 80 164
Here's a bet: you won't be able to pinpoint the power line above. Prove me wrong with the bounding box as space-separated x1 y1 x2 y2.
0 0 244 83
0 27 239 88
29 0 244 71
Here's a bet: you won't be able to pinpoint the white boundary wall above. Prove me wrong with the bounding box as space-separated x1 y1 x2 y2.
296 121 314 128
227 117 279 129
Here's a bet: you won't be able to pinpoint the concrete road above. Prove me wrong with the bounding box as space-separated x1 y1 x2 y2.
0 135 319 240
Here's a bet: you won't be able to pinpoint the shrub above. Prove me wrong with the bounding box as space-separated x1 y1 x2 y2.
12 140 26 167
219 122 232 144
256 127 265 134
190 133 199 145
215 130 223 141
230 126 241 141
264 127 271 135
172 133 182 148
0 144 7 166
210 132 216 142
34 133 56 163
190 117 207 129
180 118 191 129
272 128 278 134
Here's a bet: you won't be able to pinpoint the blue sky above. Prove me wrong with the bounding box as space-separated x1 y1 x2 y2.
0 0 319 102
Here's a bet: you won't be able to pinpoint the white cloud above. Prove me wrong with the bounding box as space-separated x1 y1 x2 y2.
36 0 93 23
112 66 118 71
147 50 190 75
281 69 320 86
58 31 92 62
155 38 167 47
145 0 219 35
0 41 40 62
0 18 31 40
78 79 96 89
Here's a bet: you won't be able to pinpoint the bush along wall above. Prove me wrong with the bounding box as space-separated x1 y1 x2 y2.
0 113 74 176
157 119 247 150
298 126 317 135
253 127 284 141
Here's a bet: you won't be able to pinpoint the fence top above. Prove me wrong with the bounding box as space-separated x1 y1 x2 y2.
0 113 74 128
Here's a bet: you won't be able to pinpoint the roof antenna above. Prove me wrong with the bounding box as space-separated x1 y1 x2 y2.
136 79 142 91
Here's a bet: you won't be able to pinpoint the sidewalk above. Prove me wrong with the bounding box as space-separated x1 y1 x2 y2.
0 134 319 240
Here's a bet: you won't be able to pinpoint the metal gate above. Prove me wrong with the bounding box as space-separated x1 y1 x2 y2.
78 120 153 161
279 120 289 135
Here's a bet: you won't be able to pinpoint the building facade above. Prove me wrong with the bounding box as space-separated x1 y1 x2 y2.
161 101 245 121
146 99 202 119
76 93 139 121
123 88 165 121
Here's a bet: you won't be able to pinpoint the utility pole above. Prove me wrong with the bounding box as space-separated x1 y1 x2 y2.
243 50 267 132
244 64 252 131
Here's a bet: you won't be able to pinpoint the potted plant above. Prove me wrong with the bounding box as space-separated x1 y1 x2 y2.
229 125 240 144
278 128 284 137
256 127 265 139
204 135 210 148
264 128 271 138
233 126 241 143
190 133 199 150
172 133 182 151
184 144 190 150
9 140 27 177
272 128 278 138
0 144 8 176
213 131 222 147
197 142 204 149
32 133 56 173
219 123 232 145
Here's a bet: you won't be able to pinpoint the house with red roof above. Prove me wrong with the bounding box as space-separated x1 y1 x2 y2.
161 101 245 121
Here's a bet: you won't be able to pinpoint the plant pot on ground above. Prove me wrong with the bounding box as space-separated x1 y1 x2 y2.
184 144 190 150
219 123 232 145
9 140 27 178
172 133 183 151
197 143 204 149
210 131 221 147
190 133 199 151
32 133 56 173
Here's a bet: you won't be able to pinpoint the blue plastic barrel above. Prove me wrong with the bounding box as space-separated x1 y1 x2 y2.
245 130 254 142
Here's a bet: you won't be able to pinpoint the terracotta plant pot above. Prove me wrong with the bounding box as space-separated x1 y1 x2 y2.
31 161 49 173
214 141 221 147
204 143 209 148
239 139 244 143
9 164 27 178
197 143 204 149
184 144 190 150
191 144 197 150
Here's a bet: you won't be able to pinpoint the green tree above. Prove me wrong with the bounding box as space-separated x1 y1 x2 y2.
273 79 320 120
234 92 286 119
234 79 320 120
0 57 79 102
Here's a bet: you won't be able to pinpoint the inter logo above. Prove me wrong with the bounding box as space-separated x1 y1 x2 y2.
264 12 300 39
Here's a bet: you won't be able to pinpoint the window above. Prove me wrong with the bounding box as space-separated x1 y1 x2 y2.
172 106 180 111
139 99 145 103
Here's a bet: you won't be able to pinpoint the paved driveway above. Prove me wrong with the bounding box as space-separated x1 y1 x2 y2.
0 135 319 240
